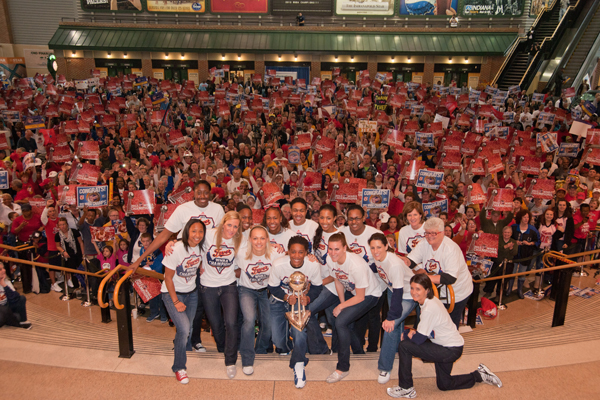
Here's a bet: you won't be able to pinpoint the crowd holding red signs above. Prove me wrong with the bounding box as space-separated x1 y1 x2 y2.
1 67 600 388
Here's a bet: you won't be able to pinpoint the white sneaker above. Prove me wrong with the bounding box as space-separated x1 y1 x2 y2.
55 273 64 284
193 343 207 352
326 370 349 383
242 366 254 375
387 386 417 398
293 362 306 389
51 283 63 292
67 279 74 288
226 365 237 379
378 370 391 384
319 322 326 329
478 364 502 388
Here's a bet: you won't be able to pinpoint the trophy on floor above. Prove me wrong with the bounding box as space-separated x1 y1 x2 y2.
285 271 311 331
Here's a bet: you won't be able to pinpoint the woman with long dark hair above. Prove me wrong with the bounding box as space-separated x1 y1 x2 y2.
553 199 574 253
387 274 502 398
160 219 206 384
508 210 540 299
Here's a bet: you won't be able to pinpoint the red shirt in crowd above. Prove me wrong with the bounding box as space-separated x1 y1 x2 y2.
11 214 43 242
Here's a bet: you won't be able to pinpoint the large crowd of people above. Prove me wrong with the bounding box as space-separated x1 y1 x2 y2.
1 67 598 395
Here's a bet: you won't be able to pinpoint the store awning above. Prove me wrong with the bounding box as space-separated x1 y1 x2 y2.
49 25 517 56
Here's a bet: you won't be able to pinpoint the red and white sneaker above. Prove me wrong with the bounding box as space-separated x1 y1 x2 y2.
176 369 189 384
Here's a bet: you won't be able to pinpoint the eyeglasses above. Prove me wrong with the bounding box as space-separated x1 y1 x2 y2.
347 217 363 222
424 231 442 237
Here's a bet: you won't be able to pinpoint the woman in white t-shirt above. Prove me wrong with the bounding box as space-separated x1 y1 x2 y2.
368 233 417 385
200 211 244 379
262 205 296 256
161 219 205 385
397 201 426 256
387 274 503 398
236 225 279 375
323 232 383 384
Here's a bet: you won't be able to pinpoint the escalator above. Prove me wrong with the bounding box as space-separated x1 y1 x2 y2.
493 0 582 91
561 4 600 86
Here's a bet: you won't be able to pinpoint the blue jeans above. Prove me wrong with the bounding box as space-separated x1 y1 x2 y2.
238 286 271 367
201 283 239 366
148 295 168 322
306 288 340 354
162 290 198 372
269 296 293 354
378 290 418 372
336 295 379 372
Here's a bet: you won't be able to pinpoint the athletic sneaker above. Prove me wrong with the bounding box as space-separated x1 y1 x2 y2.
378 370 391 384
20 322 32 330
193 343 207 352
146 314 159 323
387 386 417 398
478 364 503 388
326 370 349 383
67 279 74 288
175 370 189 384
319 322 326 329
293 362 306 389
226 365 237 379
242 366 254 375
324 328 333 337
51 283 63 292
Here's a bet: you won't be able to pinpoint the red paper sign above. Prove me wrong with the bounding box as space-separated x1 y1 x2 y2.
302 172 322 191
123 190 156 215
466 183 487 204
131 274 162 302
295 133 312 151
78 141 99 161
260 183 284 205
50 145 72 162
70 162 100 186
167 130 186 147
90 226 116 242
29 199 46 216
528 178 556 200
472 233 499 258
153 203 179 229
403 160 426 180
56 185 78 205
488 188 515 211
315 136 336 152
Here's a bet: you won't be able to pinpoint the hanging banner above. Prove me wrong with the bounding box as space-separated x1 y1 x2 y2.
272 0 333 14
76 185 109 209
336 0 395 16
146 0 206 12
462 0 523 16
400 0 458 15
81 0 143 11
211 0 269 13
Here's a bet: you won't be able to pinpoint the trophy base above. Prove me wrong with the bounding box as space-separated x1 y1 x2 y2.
286 310 311 331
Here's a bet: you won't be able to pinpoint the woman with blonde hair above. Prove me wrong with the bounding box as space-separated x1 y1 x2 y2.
201 210 244 379
235 225 281 375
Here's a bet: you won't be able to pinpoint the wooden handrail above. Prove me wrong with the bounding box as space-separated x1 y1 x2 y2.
0 254 109 278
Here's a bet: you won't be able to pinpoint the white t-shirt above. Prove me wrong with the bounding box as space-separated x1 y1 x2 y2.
268 255 323 299
268 228 296 256
397 224 426 256
227 178 249 194
236 251 277 290
201 228 238 287
289 219 319 253
327 252 383 298
314 228 340 294
164 200 225 238
407 236 473 302
375 252 414 300
417 297 464 347
341 225 381 271
160 241 202 293
131 237 142 263
0 280 16 306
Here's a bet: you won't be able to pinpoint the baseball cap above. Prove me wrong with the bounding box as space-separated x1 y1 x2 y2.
577 192 586 200
199 169 207 175
40 178 52 187
556 187 566 192
48 171 58 178
593 188 600 193
21 204 32 211
183 151 193 157
216 169 225 175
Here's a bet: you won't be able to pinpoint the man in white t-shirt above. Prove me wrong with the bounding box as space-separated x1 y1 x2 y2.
288 198 319 253
400 217 473 328
226 168 249 195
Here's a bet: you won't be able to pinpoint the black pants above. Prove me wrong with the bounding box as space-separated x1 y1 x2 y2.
484 261 512 296
354 293 385 352
0 295 27 328
398 340 481 391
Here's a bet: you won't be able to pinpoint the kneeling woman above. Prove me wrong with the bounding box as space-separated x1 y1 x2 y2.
324 232 383 383
387 274 502 398
161 219 206 384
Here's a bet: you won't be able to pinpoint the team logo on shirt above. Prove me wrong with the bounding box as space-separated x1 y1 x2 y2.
293 232 313 253
246 261 271 285
406 235 424 254
270 240 286 254
191 214 215 229
206 244 235 273
424 259 441 274
315 240 328 264
377 267 392 288
332 267 355 292
175 255 201 282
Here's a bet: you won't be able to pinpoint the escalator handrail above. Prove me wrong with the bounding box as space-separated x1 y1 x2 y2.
541 0 600 92
491 0 558 85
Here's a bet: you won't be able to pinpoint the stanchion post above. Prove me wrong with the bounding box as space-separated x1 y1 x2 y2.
579 238 589 276
467 281 480 329
61 257 70 301
116 276 135 358
82 259 92 307
497 259 508 310
552 261 573 327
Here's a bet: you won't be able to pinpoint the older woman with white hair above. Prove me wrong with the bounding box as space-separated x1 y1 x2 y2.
399 217 473 328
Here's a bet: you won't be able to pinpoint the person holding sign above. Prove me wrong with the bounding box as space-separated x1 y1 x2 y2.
400 217 473 328
387 274 502 398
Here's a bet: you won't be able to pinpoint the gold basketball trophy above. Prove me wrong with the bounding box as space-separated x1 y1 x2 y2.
285 271 311 331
